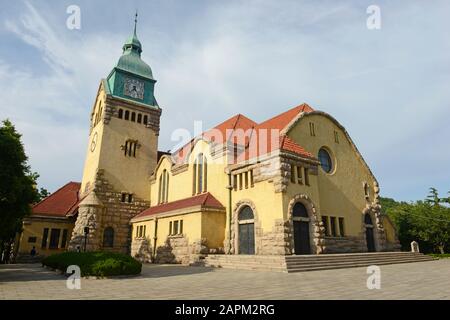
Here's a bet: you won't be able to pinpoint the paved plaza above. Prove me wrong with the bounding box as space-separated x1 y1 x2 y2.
0 259 449 300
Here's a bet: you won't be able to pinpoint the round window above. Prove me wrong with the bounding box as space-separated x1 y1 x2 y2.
318 148 333 173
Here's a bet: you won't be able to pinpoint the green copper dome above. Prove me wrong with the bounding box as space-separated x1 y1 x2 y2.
106 13 158 107
115 19 153 80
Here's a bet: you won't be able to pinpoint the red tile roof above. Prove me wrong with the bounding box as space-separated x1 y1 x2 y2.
132 192 225 220
32 182 81 217
171 103 315 163
279 135 314 158
257 103 314 130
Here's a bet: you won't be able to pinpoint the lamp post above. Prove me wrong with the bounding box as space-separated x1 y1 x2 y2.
83 226 89 252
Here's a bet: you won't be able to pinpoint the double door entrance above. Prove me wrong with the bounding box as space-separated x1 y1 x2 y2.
293 220 311 254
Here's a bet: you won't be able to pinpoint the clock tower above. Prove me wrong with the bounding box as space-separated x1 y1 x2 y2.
69 14 161 253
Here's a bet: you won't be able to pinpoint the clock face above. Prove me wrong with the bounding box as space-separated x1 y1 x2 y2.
124 78 144 100
90 132 98 152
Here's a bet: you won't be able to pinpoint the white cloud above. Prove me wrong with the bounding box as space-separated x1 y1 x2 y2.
1 0 449 201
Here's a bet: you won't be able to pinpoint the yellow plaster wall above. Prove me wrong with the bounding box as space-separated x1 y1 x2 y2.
286 113 378 236
201 211 226 249
81 84 158 201
18 219 74 256
150 140 229 207
232 179 284 233
155 212 203 247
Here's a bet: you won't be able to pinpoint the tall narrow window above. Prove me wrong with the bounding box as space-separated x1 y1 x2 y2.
203 157 207 192
118 109 123 119
98 104 103 125
41 228 49 249
233 142 238 164
297 166 303 184
192 161 197 195
250 170 254 187
143 115 148 125
179 220 183 234
364 182 370 199
143 225 146 237
49 229 60 249
131 112 136 122
125 110 130 120
158 169 169 203
169 221 173 235
137 114 142 123
61 229 68 248
239 173 243 190
244 172 249 189
334 130 339 143
128 194 133 203
103 227 114 247
309 122 316 136
121 193 127 202
291 165 296 183
304 168 310 186
321 216 329 236
193 154 207 194
197 154 203 194
173 221 179 235
338 217 345 237
233 174 237 191
330 217 337 237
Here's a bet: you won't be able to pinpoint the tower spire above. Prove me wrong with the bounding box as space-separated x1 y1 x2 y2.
134 10 138 36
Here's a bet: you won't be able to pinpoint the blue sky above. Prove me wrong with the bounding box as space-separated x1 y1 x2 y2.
0 0 449 201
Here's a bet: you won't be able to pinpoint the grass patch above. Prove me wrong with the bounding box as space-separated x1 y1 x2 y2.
42 251 142 277
428 254 450 259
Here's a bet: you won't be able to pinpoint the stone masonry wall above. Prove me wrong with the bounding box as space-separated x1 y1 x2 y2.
69 169 150 254
155 236 209 265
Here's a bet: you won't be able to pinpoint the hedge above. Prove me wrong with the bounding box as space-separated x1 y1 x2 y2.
42 251 142 277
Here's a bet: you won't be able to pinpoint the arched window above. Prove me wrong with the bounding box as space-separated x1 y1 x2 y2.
143 115 148 125
293 203 308 218
193 153 208 195
197 154 203 193
118 109 123 119
125 110 130 120
103 227 114 248
158 169 169 204
239 206 254 221
131 112 136 122
364 213 373 225
137 114 142 123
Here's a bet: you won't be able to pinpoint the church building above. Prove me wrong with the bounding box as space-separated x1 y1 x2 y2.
16 19 400 263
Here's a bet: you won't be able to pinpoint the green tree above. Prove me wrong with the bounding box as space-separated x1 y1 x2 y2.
0 120 39 263
381 189 450 254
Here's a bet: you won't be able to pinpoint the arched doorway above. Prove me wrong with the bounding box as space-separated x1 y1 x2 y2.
293 202 311 254
364 213 375 252
238 206 255 254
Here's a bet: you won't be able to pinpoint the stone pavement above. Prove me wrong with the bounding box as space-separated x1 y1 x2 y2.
0 259 449 299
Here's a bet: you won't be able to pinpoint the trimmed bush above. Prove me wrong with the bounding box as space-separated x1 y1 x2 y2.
42 251 142 277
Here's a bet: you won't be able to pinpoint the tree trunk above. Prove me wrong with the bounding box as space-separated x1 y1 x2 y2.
438 244 445 255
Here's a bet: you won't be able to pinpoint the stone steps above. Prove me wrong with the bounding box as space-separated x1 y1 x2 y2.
203 252 437 273
14 255 44 264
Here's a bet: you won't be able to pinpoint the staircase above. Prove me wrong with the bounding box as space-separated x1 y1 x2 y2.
14 254 44 264
203 252 436 273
